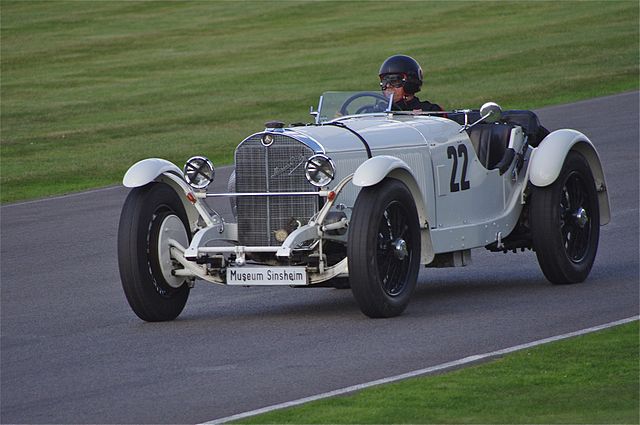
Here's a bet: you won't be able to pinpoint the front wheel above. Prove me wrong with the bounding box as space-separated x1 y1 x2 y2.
530 151 600 284
348 179 421 318
118 182 192 321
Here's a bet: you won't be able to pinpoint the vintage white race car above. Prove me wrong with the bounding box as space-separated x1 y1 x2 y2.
118 91 610 321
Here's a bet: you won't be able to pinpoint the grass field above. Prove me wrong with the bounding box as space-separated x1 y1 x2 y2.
235 321 639 424
1 0 638 202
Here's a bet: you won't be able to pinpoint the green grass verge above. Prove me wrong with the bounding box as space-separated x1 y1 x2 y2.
235 321 639 424
1 1 638 203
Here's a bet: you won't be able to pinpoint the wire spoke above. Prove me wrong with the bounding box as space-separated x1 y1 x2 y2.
560 172 592 262
375 201 412 296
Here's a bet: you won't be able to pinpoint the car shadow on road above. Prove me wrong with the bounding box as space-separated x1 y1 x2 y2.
172 273 559 323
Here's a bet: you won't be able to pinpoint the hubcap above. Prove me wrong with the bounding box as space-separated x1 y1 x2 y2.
574 207 589 228
393 239 408 260
157 214 189 288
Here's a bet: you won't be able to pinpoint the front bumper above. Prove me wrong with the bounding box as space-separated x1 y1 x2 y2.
170 176 353 286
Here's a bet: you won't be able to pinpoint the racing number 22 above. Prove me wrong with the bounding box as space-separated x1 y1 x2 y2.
447 144 470 192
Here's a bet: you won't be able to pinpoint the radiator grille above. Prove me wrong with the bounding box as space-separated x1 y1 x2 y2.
235 134 318 246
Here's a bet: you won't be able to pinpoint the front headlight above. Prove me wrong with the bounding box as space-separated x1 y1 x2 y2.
184 156 215 189
305 154 336 188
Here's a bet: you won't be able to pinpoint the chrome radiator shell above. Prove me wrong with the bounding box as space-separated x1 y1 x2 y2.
235 133 319 246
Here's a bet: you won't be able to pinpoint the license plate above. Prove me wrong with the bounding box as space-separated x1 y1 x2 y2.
226 266 308 286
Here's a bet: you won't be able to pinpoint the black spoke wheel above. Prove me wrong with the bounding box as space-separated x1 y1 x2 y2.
530 151 600 284
348 179 421 318
118 182 192 321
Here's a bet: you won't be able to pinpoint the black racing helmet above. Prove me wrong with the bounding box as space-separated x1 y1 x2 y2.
379 55 423 94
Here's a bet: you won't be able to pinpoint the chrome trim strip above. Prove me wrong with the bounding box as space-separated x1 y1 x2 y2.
198 246 280 253
265 146 271 242
235 130 325 155
328 110 453 123
204 191 327 198
329 112 390 122
314 95 324 124
282 129 325 154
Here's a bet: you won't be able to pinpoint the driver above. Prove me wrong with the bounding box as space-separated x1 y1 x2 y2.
379 55 443 113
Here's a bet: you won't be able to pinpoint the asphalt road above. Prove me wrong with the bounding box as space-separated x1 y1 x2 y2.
1 92 638 424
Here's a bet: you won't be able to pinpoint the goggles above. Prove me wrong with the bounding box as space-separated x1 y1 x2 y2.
379 73 406 89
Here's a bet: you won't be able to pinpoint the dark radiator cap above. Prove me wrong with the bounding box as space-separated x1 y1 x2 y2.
264 121 285 129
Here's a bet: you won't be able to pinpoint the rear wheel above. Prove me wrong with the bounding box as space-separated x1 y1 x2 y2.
530 151 600 284
348 179 421 318
118 182 191 321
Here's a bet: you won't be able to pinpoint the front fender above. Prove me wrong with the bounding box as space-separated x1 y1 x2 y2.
529 129 610 225
353 155 427 221
352 155 411 187
123 158 183 188
353 155 434 264
122 158 214 230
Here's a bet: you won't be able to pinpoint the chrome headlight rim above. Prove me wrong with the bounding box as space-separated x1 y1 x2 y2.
183 156 215 189
305 154 336 188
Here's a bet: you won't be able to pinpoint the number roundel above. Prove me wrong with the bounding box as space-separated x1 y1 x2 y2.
447 144 470 193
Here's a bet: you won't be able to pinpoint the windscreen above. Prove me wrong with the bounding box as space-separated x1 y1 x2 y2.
316 91 390 123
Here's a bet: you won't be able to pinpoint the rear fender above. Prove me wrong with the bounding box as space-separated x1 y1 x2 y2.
353 155 435 264
529 129 610 224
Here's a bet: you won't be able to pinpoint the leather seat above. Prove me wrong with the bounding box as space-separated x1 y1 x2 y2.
450 109 549 148
502 110 549 147
466 123 513 170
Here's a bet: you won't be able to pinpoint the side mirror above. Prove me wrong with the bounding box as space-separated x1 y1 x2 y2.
480 102 503 123
458 101 504 133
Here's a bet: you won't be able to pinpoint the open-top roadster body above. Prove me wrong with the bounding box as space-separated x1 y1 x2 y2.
118 91 610 321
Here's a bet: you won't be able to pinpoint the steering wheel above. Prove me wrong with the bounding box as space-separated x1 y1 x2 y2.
339 92 389 116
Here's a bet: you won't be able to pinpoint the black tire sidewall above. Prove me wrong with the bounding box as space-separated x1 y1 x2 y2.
530 151 600 283
348 179 421 318
118 182 191 321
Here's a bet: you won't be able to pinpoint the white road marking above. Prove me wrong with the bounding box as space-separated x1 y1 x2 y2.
203 316 639 424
